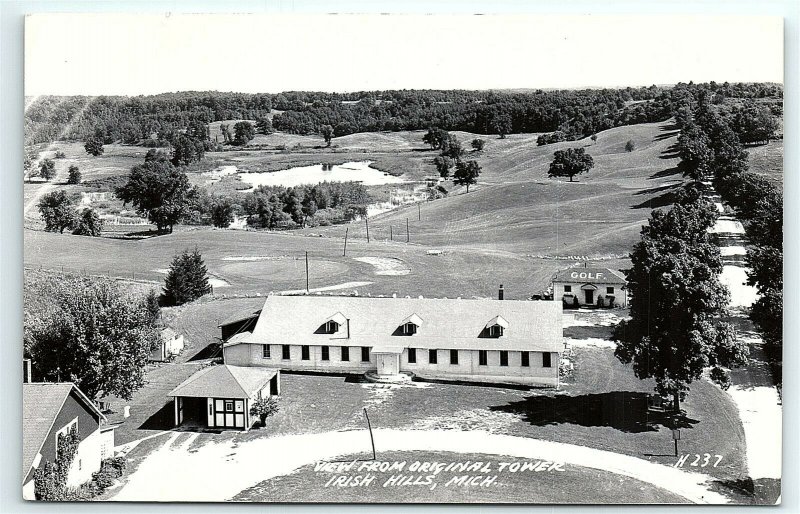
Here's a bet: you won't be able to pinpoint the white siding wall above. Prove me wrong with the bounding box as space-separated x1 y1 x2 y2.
225 344 559 387
65 429 104 488
553 282 627 307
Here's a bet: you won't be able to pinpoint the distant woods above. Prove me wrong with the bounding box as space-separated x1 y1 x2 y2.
24 83 782 151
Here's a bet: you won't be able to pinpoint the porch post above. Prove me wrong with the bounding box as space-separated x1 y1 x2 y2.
173 397 179 426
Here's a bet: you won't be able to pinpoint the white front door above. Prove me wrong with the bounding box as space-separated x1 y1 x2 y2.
377 353 400 375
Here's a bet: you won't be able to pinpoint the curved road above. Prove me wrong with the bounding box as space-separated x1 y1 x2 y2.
110 428 728 503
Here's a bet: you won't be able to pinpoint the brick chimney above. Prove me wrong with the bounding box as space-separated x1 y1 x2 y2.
498 284 504 300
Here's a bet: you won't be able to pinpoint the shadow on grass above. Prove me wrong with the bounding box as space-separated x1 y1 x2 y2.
654 130 680 142
631 184 680 209
712 477 781 505
104 229 165 241
563 324 615 340
490 391 698 433
649 166 682 179
188 342 222 362
139 401 175 431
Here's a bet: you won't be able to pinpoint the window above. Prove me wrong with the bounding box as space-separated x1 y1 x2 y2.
321 345 329 361
478 350 488 366
521 351 530 367
225 400 234 412
402 323 417 335
325 321 339 333
607 287 615 294
429 349 438 364
361 346 370 362
450 349 459 365
341 346 350 361
564 285 572 292
262 345 270 359
543 352 552 368
301 345 310 360
500 351 509 367
408 348 416 363
488 325 504 337
282 345 291 360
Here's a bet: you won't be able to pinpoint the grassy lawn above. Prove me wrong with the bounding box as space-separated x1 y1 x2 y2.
233 450 688 504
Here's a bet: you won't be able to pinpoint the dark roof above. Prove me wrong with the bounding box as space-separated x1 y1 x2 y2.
225 295 563 352
552 267 627 285
22 383 105 481
168 365 278 399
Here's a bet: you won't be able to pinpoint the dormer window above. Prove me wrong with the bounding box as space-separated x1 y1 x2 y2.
321 312 348 334
397 314 423 336
485 315 509 338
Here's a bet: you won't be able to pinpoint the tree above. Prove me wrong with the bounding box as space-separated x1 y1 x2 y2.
171 133 205 166
547 147 594 182
66 165 81 184
37 190 76 233
433 156 454 178
233 121 255 146
211 198 236 228
24 276 159 400
142 289 161 325
590 133 598 144
115 158 191 233
320 124 334 147
185 119 210 144
422 127 448 150
39 158 56 181
72 208 104 236
625 140 635 152
440 134 463 160
491 113 512 139
733 101 778 145
34 429 79 500
676 122 713 181
220 123 233 144
255 116 274 135
162 248 212 306
471 138 485 151
84 136 104 156
453 160 481 193
613 201 747 410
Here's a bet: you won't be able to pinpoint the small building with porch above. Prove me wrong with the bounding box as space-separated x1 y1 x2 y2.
551 266 627 308
167 365 280 431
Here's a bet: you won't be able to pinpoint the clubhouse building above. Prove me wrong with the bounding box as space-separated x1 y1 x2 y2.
552 266 627 308
221 293 564 387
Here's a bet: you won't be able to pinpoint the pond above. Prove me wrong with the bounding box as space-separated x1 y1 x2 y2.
239 161 406 189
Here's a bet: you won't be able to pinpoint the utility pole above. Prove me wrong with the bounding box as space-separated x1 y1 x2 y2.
363 408 376 460
305 251 309 293
390 225 393 241
406 218 410 243
418 202 421 221
365 216 370 243
343 227 349 257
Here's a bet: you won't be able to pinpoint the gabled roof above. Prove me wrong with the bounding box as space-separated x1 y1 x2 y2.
168 365 278 399
400 313 424 326
23 382 105 481
230 295 563 352
486 315 509 329
552 267 627 285
325 312 348 326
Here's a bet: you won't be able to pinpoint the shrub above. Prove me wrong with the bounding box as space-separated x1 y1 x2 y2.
471 138 485 151
250 396 279 426
67 165 81 184
625 140 635 152
162 247 212 306
54 150 66 159
72 208 104 236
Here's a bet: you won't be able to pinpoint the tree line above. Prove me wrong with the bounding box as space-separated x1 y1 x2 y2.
614 85 783 411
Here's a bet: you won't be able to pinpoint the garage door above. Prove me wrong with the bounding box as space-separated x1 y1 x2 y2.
213 398 246 428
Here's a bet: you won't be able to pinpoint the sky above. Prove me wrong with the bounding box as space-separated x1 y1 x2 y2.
24 13 784 96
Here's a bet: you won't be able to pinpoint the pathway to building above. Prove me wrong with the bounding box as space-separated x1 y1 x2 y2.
109 428 729 503
709 188 782 483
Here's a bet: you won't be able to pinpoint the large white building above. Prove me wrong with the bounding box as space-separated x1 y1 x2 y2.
551 266 627 308
221 294 564 387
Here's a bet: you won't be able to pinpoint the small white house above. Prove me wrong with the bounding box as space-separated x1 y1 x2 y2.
149 328 185 362
552 266 627 308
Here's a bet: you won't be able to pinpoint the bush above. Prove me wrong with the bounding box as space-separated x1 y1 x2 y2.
162 247 212 306
54 150 66 159
250 396 279 426
67 165 81 184
72 208 104 236
471 138 485 151
625 140 636 152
